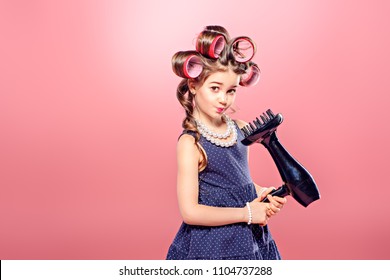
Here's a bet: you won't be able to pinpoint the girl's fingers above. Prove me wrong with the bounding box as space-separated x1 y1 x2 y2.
267 195 287 208
268 203 280 214
267 195 281 208
266 195 285 217
259 187 275 200
273 196 287 205
265 203 272 217
265 203 278 217
264 187 276 196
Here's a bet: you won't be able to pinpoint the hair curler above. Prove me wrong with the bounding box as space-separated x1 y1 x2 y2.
239 63 261 87
241 109 320 207
231 36 256 63
172 51 203 78
196 32 226 59
173 28 260 87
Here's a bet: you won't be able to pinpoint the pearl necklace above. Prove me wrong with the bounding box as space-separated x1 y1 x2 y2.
195 115 237 147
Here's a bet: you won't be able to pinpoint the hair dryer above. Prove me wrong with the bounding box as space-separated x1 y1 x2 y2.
241 109 320 207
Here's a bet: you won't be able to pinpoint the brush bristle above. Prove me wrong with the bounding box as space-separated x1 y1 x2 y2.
266 109 275 118
242 109 276 137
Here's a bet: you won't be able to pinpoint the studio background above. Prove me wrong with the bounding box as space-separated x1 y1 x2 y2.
1 0 389 259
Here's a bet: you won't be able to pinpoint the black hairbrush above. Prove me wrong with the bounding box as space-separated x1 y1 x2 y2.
241 109 320 207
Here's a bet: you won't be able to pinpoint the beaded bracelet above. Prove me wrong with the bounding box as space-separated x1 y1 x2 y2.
246 202 252 225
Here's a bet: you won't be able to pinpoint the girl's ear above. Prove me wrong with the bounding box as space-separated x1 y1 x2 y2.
187 79 197 95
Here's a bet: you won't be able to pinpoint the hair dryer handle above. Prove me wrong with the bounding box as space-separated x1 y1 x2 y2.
261 185 290 203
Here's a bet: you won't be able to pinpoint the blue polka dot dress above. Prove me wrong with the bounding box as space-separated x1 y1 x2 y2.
166 121 281 260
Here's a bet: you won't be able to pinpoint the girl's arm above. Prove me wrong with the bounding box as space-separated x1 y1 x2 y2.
176 134 268 226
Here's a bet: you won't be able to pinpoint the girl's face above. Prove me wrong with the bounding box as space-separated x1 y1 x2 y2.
191 68 240 122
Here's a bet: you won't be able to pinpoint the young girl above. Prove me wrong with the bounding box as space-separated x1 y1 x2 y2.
166 26 287 260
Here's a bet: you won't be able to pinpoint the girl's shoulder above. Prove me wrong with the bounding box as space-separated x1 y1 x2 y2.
177 131 201 162
177 130 198 150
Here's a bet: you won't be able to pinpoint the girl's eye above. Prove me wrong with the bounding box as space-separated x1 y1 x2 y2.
210 86 219 92
228 89 236 95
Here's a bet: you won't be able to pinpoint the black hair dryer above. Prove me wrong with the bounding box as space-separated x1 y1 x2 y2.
241 109 320 207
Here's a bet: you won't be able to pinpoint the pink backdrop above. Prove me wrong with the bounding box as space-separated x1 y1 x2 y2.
1 0 389 259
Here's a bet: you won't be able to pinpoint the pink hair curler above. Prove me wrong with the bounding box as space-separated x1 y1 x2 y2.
231 37 256 63
172 51 203 79
196 33 226 59
240 64 260 86
183 54 203 78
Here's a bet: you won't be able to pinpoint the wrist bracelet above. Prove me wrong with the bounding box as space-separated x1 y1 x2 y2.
246 202 252 225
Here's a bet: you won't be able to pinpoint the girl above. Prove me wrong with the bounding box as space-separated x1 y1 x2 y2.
166 26 287 260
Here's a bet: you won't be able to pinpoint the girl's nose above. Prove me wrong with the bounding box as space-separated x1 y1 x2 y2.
219 93 227 104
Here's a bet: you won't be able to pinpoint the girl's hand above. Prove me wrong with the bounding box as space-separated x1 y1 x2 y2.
265 194 287 218
246 197 270 226
258 186 276 201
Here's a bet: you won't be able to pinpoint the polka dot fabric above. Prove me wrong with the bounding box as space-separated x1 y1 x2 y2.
166 122 281 260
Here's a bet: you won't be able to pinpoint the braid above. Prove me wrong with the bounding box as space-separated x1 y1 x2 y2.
176 79 208 171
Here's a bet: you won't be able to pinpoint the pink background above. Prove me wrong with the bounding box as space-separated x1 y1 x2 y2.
1 0 389 259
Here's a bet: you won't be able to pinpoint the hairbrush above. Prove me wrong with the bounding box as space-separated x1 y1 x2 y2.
241 109 320 207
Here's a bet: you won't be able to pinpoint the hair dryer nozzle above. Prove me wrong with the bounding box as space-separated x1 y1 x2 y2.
241 109 283 146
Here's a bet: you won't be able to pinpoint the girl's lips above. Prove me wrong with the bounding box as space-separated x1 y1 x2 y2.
217 108 225 113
